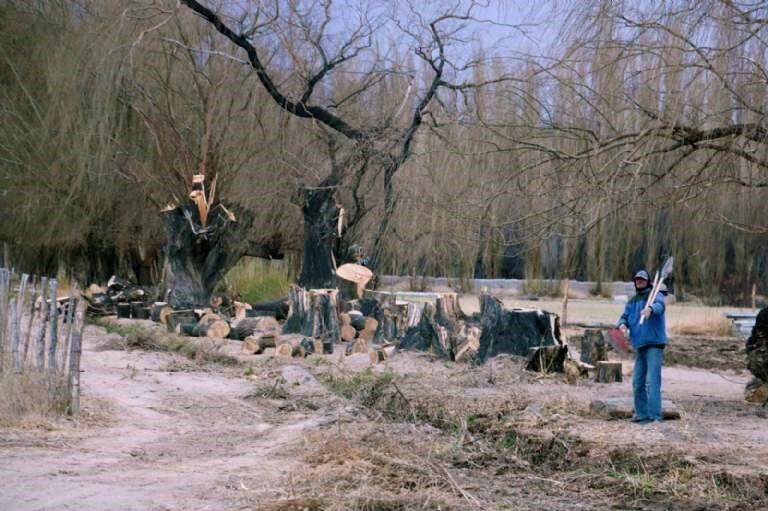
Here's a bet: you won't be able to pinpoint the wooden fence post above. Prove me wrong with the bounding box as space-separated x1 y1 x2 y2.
47 279 58 376
22 278 38 365
35 277 49 369
68 302 85 417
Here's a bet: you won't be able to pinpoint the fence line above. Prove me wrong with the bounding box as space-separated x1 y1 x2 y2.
0 267 86 417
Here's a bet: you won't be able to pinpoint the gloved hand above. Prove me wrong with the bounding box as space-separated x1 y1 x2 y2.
641 307 652 320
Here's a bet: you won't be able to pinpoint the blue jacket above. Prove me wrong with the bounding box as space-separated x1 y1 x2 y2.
617 288 667 349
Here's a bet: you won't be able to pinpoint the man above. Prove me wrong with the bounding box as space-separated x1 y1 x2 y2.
617 269 667 423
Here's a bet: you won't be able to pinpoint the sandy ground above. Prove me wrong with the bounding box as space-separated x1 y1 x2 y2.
1 312 766 510
0 326 348 511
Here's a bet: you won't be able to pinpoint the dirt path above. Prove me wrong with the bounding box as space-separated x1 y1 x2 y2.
0 326 338 511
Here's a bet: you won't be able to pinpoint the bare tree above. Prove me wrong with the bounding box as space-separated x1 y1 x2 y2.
177 0 530 287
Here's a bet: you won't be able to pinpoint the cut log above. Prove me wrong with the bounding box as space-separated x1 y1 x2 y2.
580 329 607 364
194 308 214 320
339 312 351 327
137 306 152 320
232 301 252 320
229 316 280 341
335 263 373 300
283 286 341 343
525 346 568 373
476 294 559 363
348 311 366 330
313 339 327 355
275 335 305 357
159 305 173 324
116 303 131 319
358 317 378 343
341 324 357 342
150 302 168 322
250 298 290 321
400 303 450 358
179 323 198 336
351 338 368 354
595 361 623 383
166 310 197 333
194 317 230 338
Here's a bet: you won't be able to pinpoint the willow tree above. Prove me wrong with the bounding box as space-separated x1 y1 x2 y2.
178 0 526 288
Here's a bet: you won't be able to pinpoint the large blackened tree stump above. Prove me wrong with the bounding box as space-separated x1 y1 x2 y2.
296 184 340 290
162 204 282 310
283 286 341 343
476 294 559 363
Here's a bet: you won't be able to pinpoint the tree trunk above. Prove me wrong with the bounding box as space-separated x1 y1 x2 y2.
297 184 340 289
580 329 607 365
476 294 559 363
595 361 623 383
399 302 450 358
162 204 283 309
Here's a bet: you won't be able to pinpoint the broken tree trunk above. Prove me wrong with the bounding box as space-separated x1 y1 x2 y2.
476 294 559 363
746 307 768 388
434 293 464 335
161 203 283 309
580 329 607 365
296 182 340 289
595 361 623 383
283 286 341 343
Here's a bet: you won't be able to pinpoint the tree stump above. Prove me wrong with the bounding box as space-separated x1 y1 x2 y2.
435 293 464 335
283 286 341 343
130 301 145 319
116 303 131 319
526 346 568 373
399 303 450 358
476 294 559 362
580 329 607 364
595 361 623 383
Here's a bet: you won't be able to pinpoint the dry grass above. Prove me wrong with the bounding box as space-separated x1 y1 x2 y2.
95 319 239 367
667 308 734 336
0 371 71 428
292 425 462 511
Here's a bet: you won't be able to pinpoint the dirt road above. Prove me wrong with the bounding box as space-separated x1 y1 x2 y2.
0 326 341 511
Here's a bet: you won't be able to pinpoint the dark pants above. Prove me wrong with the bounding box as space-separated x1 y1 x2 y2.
633 346 664 421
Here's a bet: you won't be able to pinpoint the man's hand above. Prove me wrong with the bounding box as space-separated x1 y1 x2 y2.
641 307 652 320
619 324 628 336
